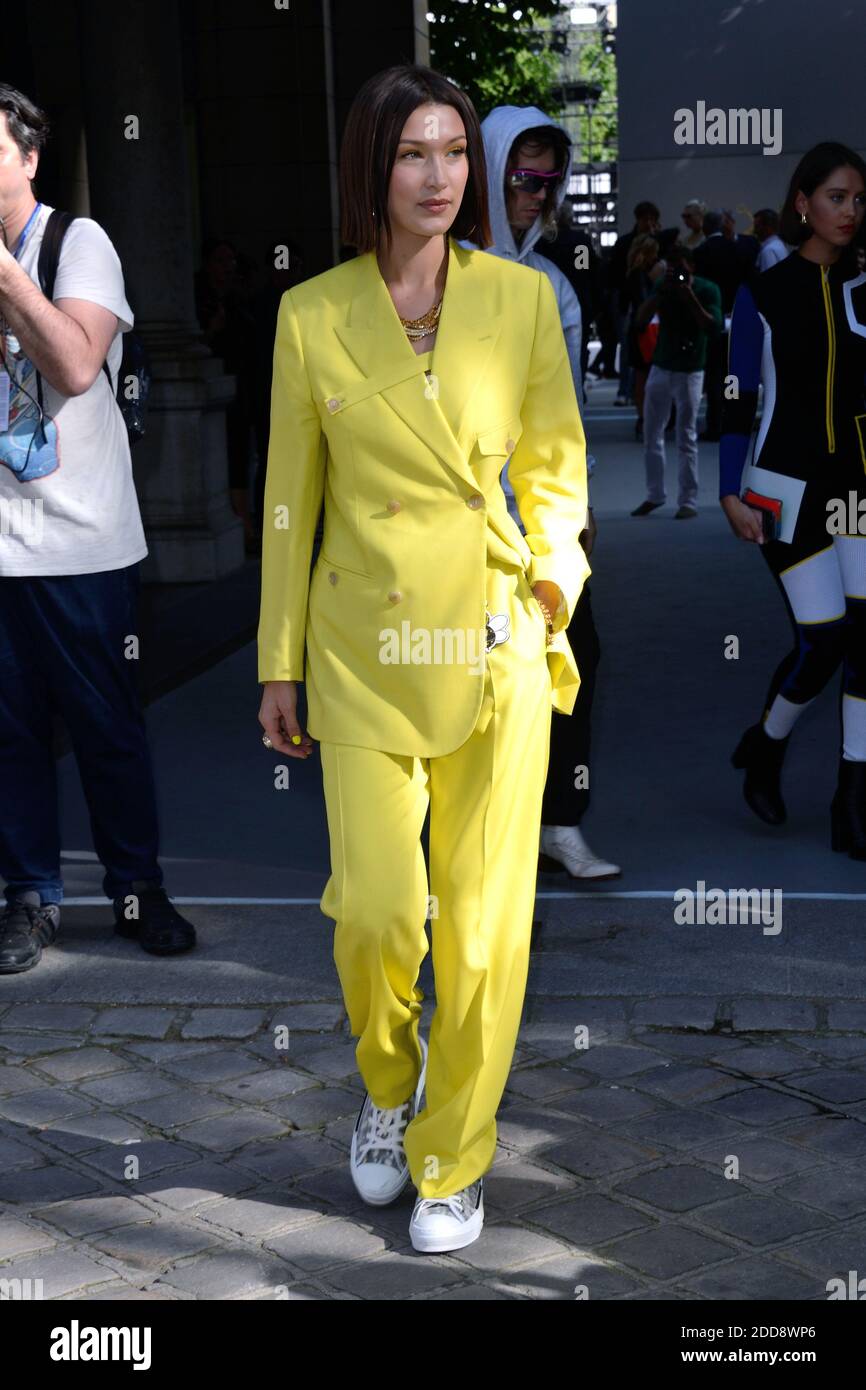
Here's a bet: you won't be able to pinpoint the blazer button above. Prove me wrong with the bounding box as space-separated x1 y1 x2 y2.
386 499 402 512
388 589 403 603
326 397 342 413
505 437 516 453
328 571 338 585
467 493 484 509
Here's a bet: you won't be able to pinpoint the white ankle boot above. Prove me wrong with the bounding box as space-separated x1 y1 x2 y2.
539 824 621 879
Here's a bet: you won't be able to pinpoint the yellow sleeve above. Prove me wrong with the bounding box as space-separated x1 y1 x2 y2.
257 289 326 682
507 270 590 629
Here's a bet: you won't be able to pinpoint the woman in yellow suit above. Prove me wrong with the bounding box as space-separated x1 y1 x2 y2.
257 64 589 1254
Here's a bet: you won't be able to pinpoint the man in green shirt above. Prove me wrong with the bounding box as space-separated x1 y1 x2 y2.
630 245 723 518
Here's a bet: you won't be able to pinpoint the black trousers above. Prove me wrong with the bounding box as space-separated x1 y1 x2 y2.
0 563 162 906
541 580 601 826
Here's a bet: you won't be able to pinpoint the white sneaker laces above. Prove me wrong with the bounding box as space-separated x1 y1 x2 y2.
415 1182 480 1221
356 1098 412 1169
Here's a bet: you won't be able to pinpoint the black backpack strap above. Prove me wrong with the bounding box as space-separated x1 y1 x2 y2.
34 210 114 406
35 210 76 419
37 209 74 301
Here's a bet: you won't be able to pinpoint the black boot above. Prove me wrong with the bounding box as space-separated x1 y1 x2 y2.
830 759 866 860
113 879 196 955
0 892 61 974
731 723 789 825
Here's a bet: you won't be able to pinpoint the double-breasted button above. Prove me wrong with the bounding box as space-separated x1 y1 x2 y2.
386 499 402 513
328 571 338 585
505 437 516 453
326 397 342 413
467 493 484 509
388 589 403 603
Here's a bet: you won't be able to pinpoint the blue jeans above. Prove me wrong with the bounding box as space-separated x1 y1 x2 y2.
0 562 163 905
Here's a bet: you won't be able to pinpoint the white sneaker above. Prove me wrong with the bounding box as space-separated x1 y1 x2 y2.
409 1177 484 1253
539 824 621 880
350 1035 428 1206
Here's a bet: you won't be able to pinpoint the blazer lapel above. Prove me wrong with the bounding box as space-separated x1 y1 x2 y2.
332 238 502 493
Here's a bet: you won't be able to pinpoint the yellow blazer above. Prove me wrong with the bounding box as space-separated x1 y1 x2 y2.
257 234 590 757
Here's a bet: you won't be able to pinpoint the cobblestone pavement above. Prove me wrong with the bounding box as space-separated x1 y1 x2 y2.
3 992 866 1300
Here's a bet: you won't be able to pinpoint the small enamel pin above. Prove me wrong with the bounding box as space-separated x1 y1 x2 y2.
485 608 511 652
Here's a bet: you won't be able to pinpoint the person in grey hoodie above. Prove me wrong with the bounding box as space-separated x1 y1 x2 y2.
460 104 621 880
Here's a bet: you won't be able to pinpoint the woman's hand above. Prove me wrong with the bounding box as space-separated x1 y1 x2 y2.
531 579 565 634
721 494 766 544
258 680 314 758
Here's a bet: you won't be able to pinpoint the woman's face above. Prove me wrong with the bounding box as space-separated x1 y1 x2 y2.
797 165 866 248
387 103 470 242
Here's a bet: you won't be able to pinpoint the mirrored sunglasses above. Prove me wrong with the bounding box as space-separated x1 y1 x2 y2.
506 168 564 194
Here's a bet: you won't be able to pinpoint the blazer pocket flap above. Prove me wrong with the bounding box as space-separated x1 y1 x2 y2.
475 417 523 456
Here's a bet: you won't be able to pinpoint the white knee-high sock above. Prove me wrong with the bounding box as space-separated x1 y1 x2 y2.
842 694 866 761
762 693 815 740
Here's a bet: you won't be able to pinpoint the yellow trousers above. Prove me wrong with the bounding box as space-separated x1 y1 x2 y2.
319 560 554 1199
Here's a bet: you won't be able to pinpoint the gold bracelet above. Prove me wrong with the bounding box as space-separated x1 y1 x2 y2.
534 596 555 646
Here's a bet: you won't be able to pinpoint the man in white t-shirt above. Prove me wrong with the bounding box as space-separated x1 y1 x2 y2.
753 207 789 273
0 83 195 970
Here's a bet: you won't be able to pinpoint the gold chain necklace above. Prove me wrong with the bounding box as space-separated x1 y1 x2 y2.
398 296 443 341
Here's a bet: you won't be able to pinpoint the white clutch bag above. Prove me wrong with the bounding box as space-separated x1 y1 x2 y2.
739 463 807 544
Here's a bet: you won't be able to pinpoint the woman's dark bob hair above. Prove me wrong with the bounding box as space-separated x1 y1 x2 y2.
340 64 492 254
779 141 866 244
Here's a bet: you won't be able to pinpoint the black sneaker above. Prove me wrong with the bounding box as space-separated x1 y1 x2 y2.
0 892 61 974
631 500 664 517
113 880 196 955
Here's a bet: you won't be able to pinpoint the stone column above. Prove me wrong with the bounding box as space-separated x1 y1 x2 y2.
75 0 244 581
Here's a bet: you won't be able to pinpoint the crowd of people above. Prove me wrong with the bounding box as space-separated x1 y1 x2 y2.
533 195 830 519
527 153 866 865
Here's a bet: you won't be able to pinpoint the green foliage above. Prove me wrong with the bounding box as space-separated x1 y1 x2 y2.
573 33 617 162
427 3 618 159
428 0 565 117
